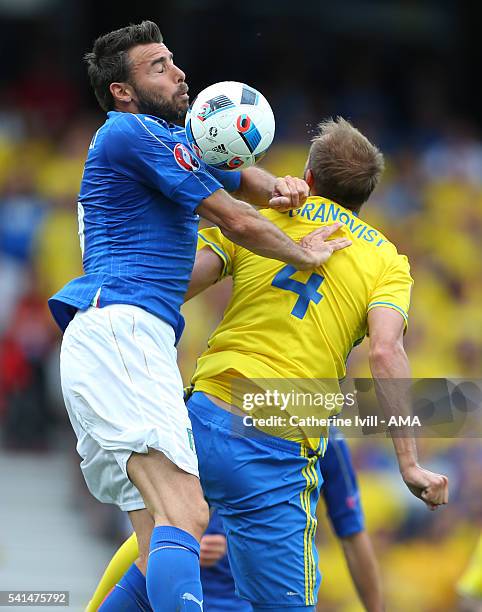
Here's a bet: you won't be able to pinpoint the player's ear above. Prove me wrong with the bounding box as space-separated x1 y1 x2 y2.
304 168 315 191
109 82 133 105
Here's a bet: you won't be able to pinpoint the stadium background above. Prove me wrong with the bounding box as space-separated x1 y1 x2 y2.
0 0 480 610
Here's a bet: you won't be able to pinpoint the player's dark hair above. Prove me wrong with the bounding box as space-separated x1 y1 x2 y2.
84 20 163 112
307 117 384 211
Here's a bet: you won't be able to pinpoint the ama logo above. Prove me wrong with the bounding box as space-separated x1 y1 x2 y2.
174 143 200 172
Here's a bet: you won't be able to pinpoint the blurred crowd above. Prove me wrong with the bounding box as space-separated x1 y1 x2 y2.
0 84 481 610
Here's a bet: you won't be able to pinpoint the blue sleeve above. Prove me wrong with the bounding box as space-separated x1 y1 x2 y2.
209 167 242 193
105 114 223 211
320 428 365 538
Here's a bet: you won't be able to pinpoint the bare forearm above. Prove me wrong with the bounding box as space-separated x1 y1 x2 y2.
369 342 418 471
235 167 276 207
219 200 315 269
196 190 347 272
341 532 385 612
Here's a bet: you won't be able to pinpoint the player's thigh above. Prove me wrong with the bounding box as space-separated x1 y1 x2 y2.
222 487 321 610
60 305 195 462
127 448 208 540
188 393 312 507
71 421 145 511
61 305 200 509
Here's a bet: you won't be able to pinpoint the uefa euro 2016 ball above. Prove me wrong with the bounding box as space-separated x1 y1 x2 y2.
185 81 275 170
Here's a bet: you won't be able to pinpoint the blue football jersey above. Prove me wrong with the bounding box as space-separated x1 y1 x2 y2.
48 111 241 342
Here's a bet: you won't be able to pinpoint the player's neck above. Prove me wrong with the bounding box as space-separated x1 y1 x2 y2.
310 192 362 216
113 101 141 114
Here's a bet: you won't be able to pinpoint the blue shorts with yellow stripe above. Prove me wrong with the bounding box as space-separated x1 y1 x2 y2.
187 391 323 611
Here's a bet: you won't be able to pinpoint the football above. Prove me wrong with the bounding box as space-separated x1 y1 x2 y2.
185 81 275 170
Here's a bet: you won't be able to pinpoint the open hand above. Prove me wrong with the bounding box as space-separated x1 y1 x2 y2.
300 222 352 267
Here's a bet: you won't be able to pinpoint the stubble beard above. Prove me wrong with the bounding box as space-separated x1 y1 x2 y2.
132 84 187 125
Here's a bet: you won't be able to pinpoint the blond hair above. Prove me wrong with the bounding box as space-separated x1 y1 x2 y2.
307 117 385 210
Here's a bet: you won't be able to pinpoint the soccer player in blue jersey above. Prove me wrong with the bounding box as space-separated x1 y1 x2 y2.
48 21 348 612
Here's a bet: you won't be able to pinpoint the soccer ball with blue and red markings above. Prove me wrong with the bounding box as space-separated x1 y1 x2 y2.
185 81 275 170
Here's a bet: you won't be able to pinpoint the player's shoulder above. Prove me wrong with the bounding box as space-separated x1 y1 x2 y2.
105 111 179 141
259 199 408 269
333 204 395 255
369 226 408 266
359 219 410 274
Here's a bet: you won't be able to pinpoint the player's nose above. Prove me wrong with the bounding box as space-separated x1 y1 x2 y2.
173 63 186 82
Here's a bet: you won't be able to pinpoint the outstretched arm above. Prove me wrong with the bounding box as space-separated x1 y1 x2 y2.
186 219 350 302
197 190 351 271
367 307 449 509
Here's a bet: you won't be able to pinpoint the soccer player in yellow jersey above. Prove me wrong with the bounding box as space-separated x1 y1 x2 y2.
187 118 447 612
92 118 448 611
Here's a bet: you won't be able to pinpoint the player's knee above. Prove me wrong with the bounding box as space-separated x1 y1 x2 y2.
151 491 208 540
176 476 209 539
175 493 209 541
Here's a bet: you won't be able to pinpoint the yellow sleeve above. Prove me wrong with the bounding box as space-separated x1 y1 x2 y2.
197 226 236 279
367 252 413 326
86 533 139 611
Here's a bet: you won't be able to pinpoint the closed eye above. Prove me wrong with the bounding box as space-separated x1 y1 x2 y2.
150 52 174 70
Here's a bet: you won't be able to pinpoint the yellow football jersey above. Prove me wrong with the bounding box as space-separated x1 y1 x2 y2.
192 197 413 449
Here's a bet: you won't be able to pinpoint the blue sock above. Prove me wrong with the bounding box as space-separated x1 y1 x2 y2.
146 525 203 611
98 563 151 611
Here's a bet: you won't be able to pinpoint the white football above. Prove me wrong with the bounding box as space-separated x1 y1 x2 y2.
185 81 275 170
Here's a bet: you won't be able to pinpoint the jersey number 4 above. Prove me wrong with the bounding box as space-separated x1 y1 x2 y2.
271 265 325 319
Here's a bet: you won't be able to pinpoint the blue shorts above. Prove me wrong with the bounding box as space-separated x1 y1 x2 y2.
188 391 323 611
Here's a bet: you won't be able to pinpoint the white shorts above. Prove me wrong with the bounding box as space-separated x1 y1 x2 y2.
60 304 198 511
